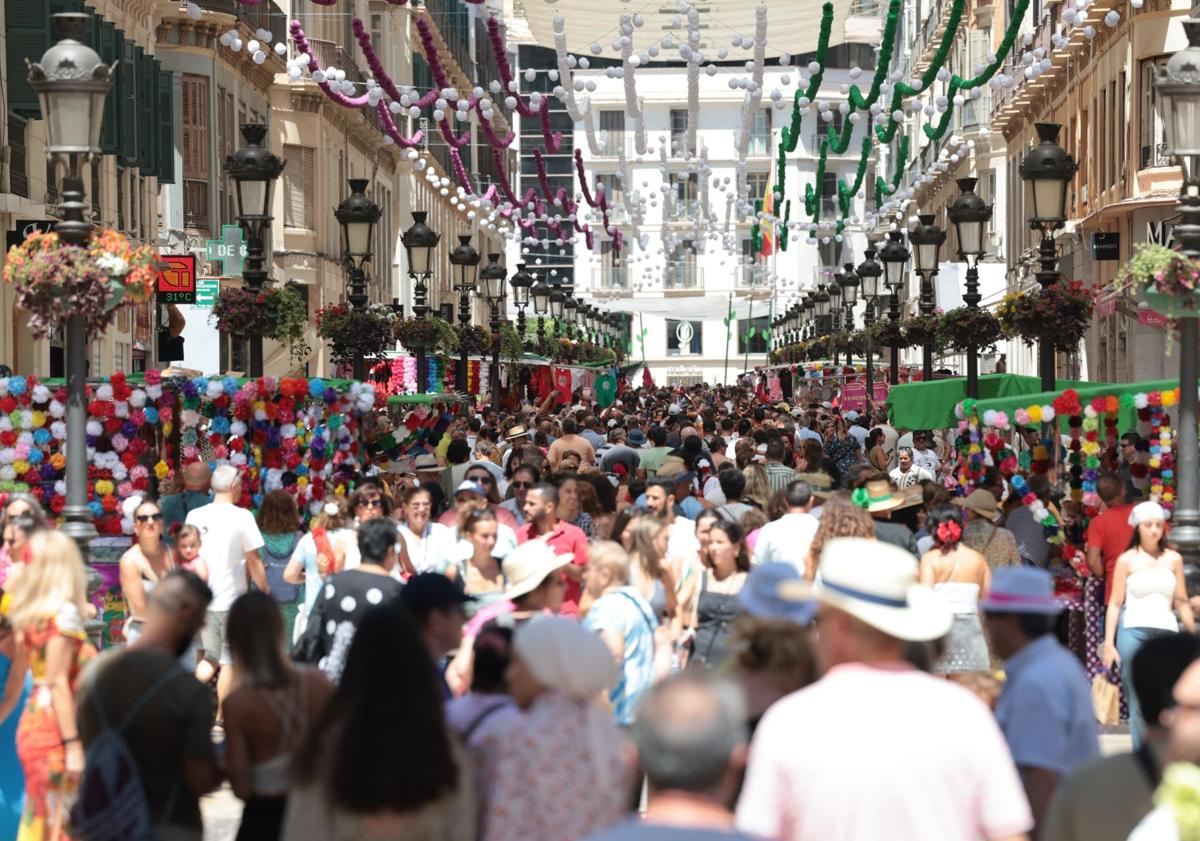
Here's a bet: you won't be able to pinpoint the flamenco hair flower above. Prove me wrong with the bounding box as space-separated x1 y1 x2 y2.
935 520 962 545
154 460 171 480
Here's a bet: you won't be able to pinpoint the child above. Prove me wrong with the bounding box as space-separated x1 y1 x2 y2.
170 523 214 683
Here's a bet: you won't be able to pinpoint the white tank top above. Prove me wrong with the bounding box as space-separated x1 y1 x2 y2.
935 581 980 615
1123 556 1179 632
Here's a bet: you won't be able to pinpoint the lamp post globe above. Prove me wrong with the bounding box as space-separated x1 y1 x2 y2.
947 177 992 261
878 230 910 291
1020 123 1078 233
402 211 440 281
449 234 481 394
335 179 381 270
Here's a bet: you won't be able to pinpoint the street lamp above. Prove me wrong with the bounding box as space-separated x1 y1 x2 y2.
225 123 285 377
549 282 565 338
1020 122 1078 391
510 262 534 341
402 212 441 385
480 253 507 407
1156 11 1200 590
448 234 480 394
878 231 910 384
857 249 883 401
909 214 945 381
335 178 381 381
840 262 860 367
29 12 114 553
563 295 579 340
531 273 552 343
947 177 994 399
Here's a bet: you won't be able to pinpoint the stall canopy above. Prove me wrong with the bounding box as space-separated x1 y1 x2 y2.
971 378 1196 434
886 374 1099 431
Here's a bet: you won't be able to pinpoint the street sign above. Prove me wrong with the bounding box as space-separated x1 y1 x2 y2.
1092 232 1120 261
205 225 247 276
6 219 54 251
156 255 197 304
194 278 220 308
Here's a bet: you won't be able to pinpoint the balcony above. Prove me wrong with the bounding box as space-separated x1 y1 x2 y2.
592 267 630 289
589 205 629 225
664 262 700 290
200 0 287 47
1142 141 1171 170
739 263 769 287
593 135 638 159
666 199 702 222
991 11 1055 127
959 90 991 129
307 38 384 134
420 0 473 79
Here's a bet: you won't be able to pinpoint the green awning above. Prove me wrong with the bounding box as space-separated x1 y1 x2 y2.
885 374 1099 430
972 377 1193 434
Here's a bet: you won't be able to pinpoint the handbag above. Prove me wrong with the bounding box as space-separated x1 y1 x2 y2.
1092 672 1121 726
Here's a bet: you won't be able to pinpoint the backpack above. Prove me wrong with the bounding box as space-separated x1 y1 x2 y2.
71 665 189 841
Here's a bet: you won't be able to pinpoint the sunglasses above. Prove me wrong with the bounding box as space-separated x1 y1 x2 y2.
467 475 494 484
136 513 164 523
357 498 384 508
511 481 533 489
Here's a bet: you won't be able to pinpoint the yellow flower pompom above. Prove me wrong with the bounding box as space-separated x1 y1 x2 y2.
297 476 309 488
30 411 45 428
154 460 170 480
1150 457 1162 469
1163 389 1179 407
1029 405 1043 423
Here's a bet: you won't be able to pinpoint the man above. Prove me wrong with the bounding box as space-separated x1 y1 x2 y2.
500 464 539 527
1117 432 1144 503
1086 473 1136 603
645 475 701 565
586 674 758 841
845 410 869 450
796 415 823 444
185 464 267 719
738 538 1032 841
518 482 590 616
548 417 596 471
762 438 797 494
580 415 607 450
639 426 673 478
582 544 661 726
293 518 405 680
600 427 641 477
438 464 518 530
399 572 474 696
159 462 212 533
714 470 753 525
439 437 474 502
1043 633 1200 841
76 571 220 841
655 459 705 520
1005 473 1053 567
983 567 1099 833
753 480 819 570
889 447 934 489
853 473 919 554
910 429 941 475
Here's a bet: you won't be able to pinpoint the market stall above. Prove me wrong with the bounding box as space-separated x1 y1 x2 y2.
886 374 1099 430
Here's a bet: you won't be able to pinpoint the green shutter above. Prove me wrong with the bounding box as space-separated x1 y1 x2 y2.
136 52 155 172
157 70 175 184
97 20 120 154
5 0 49 118
118 41 139 166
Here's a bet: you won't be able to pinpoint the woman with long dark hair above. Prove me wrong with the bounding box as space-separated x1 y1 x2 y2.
256 491 304 633
117 496 174 645
284 605 474 839
687 520 751 670
918 505 991 674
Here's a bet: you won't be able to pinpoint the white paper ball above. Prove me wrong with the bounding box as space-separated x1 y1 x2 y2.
186 2 203 19
253 50 267 64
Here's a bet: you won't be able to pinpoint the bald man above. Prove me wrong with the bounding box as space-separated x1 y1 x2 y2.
159 462 212 534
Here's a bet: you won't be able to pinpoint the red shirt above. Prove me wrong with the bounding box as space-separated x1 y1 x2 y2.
1086 503 1134 603
517 519 589 616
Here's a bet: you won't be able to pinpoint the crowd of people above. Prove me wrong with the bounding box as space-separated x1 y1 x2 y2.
0 381 1195 840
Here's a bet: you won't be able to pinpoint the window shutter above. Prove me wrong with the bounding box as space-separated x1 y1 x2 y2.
97 20 119 153
181 75 209 180
283 145 314 229
119 42 139 165
157 70 175 183
5 0 50 117
137 53 156 173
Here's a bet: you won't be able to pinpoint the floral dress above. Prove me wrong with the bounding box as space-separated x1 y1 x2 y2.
824 435 862 485
16 603 94 841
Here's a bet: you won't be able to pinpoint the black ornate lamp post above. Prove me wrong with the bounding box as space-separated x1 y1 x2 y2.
335 178 381 381
29 12 113 554
510 263 533 342
563 295 579 340
1020 122 1079 392
480 253 507 407
947 177 994 399
857 249 883 401
879 231 910 384
1156 13 1200 588
402 212 440 388
225 123 285 378
839 262 860 368
548 281 565 339
910 214 945 382
531 273 551 344
827 276 843 365
448 234 480 394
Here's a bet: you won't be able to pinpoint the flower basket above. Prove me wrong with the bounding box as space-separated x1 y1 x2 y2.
212 285 310 363
498 324 524 362
939 307 1002 351
316 304 396 364
867 319 905 348
267 284 311 364
3 227 157 339
457 324 493 355
394 317 439 349
1119 244 1200 317
902 312 945 351
999 281 1095 348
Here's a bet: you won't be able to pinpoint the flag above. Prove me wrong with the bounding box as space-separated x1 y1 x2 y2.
642 366 655 389
552 365 573 405
760 170 775 258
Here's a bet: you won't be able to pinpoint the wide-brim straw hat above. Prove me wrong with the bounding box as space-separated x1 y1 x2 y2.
502 539 571 601
955 489 1001 523
860 478 921 513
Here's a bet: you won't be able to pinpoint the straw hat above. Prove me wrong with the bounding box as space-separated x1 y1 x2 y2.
955 489 1001 523
505 424 531 441
794 472 835 498
858 478 920 513
501 539 571 601
412 454 440 472
779 537 952 642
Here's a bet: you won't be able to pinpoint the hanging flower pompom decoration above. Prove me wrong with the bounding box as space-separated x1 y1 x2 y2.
3 227 157 339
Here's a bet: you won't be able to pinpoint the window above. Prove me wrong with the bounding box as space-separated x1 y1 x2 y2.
670 109 692 156
596 173 623 204
666 319 703 355
666 240 697 289
370 14 385 55
181 74 209 232
748 109 772 157
671 172 698 219
599 241 626 288
283 145 315 230
599 110 625 156
740 238 766 286
738 315 769 354
8 113 27 198
746 172 769 212
1141 57 1170 169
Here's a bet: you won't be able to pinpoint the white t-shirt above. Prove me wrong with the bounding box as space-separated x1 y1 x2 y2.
186 502 265 612
912 447 940 476
398 521 457 575
753 512 819 571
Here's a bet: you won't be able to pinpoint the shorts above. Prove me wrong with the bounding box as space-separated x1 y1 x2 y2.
201 609 232 666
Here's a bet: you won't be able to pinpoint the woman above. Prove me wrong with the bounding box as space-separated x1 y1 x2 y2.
799 438 837 488
117 497 174 645
555 474 594 538
575 473 619 539
225 592 333 841
574 481 603 537
0 496 47 587
284 605 474 840
458 508 508 615
1102 501 1195 747
734 439 756 471
918 505 991 675
687 520 751 670
822 418 862 484
8 531 93 841
804 491 876 581
481 617 628 841
257 491 305 634
0 589 30 839
625 516 676 626
284 498 357 643
741 464 771 512
727 615 816 734
350 484 391 527
397 486 455 578
957 490 1022 569
866 428 891 473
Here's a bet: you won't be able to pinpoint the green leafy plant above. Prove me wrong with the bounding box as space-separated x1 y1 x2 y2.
498 323 524 362
268 283 311 364
316 304 395 364
939 307 1001 351
998 281 1095 349
456 324 492 355
394 317 439 348
212 288 272 337
866 318 904 348
902 312 945 351
430 317 459 353
1118 243 1195 295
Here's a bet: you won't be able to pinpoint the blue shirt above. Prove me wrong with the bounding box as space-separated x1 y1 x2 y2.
995 634 1099 776
798 427 824 444
582 586 658 726
633 494 704 521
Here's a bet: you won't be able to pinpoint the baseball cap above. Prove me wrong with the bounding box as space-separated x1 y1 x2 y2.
399 572 475 613
455 479 487 498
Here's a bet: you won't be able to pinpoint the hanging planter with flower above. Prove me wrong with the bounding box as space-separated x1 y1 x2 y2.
901 312 946 352
999 281 1095 348
1117 243 1200 318
3 227 158 339
316 303 396 364
210 284 310 364
939 307 1002 351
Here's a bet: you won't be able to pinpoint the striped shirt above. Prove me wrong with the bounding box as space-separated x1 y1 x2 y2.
764 462 798 494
